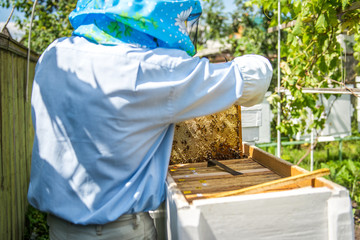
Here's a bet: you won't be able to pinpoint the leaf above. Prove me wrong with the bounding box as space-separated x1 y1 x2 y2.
329 57 338 70
326 7 338 27
315 14 327 33
244 1 253 8
280 62 292 75
302 32 311 45
335 165 347 182
346 160 358 177
287 32 295 44
292 18 302 36
293 0 302 14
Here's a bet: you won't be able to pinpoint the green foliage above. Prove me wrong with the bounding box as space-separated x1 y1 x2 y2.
1 0 76 53
321 158 360 207
227 1 278 90
230 6 275 55
24 205 49 240
198 0 231 45
260 139 360 211
247 0 360 138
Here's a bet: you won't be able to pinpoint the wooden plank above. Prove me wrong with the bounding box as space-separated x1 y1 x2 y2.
170 158 263 169
245 144 339 189
16 53 24 239
290 164 337 189
169 157 288 202
23 57 36 238
1 48 13 240
172 168 272 180
178 172 281 195
185 185 302 202
170 158 265 175
9 53 16 240
278 87 360 96
19 56 27 238
7 49 13 240
11 53 20 240
14 53 25 239
16 55 23 239
243 144 293 177
267 20 296 33
185 168 330 201
0 33 39 61
0 41 5 240
0 34 38 239
25 61 35 184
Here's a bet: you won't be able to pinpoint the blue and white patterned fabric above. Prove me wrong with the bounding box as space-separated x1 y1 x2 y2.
69 0 202 56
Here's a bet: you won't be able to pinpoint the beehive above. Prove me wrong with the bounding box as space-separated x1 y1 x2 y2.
163 105 355 240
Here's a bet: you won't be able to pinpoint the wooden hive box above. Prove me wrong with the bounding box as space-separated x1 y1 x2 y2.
160 105 355 240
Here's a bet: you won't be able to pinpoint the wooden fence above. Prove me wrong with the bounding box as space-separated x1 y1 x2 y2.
0 32 38 240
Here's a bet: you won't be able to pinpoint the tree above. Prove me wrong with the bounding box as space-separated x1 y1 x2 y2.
248 0 360 137
230 0 270 55
228 1 277 94
197 0 232 47
1 0 76 53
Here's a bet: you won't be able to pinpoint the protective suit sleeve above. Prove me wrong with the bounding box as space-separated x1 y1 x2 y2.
233 55 273 107
168 54 273 123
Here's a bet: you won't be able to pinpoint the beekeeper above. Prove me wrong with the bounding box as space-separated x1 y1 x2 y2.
27 0 273 239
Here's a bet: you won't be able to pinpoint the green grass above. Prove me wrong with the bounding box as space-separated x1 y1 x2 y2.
24 205 49 240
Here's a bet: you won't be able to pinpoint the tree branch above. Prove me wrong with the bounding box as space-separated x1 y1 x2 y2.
268 1 360 33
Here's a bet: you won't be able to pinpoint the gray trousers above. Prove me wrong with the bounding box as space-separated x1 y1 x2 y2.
47 212 157 240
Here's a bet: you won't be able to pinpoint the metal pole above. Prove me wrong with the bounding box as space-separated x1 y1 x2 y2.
356 76 360 132
310 114 314 171
276 0 281 157
339 138 343 162
26 0 38 102
237 106 243 156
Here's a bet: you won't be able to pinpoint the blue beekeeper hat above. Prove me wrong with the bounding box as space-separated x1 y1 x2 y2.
69 0 202 56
